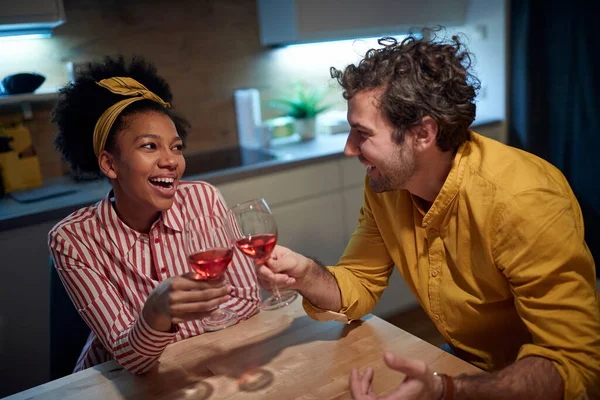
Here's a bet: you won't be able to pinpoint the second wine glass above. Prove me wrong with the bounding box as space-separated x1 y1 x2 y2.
229 198 298 310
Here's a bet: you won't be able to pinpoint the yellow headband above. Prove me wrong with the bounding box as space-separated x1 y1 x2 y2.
92 77 171 158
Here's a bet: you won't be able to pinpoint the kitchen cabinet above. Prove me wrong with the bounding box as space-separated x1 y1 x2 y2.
0 218 60 397
273 193 346 266
257 0 468 46
218 159 347 265
0 0 65 33
217 159 341 208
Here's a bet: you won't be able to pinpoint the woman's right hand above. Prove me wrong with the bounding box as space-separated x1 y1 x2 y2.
141 274 231 332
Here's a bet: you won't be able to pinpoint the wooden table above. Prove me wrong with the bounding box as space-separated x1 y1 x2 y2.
8 300 481 399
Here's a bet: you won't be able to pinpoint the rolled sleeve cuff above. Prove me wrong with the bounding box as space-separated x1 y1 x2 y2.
517 344 587 400
326 265 372 319
129 313 178 358
302 297 351 323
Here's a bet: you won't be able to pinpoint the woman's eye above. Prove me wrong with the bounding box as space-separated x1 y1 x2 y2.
141 143 156 149
173 144 183 151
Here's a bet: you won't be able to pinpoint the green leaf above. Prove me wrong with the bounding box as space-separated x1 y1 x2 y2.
268 84 331 119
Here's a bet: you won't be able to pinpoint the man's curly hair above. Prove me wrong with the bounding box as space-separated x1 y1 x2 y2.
331 29 480 152
52 55 190 178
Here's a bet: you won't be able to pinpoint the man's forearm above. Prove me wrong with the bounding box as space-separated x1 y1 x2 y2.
454 356 563 400
298 258 342 312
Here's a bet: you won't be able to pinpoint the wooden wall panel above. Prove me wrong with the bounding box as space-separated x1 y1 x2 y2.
0 0 345 180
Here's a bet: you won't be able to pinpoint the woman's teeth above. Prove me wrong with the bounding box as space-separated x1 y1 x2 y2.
150 177 174 184
149 177 175 189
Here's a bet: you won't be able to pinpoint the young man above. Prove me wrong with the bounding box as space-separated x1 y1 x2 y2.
258 33 600 400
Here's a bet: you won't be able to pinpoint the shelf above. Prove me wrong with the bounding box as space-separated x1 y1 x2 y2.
0 88 60 106
0 88 60 119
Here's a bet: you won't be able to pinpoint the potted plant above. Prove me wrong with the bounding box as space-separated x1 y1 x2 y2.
268 83 331 141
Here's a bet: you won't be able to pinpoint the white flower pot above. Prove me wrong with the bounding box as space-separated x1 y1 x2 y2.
294 118 317 141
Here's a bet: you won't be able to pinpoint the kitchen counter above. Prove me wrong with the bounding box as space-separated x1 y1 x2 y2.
0 134 351 231
0 119 504 232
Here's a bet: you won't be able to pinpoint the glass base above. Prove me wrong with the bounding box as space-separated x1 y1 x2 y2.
201 308 239 332
261 290 299 311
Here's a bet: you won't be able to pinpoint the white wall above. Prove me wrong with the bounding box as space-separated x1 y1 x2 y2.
453 0 507 127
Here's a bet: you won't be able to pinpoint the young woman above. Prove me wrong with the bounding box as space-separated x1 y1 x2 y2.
48 56 260 374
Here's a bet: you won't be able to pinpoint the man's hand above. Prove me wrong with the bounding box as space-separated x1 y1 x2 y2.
256 245 314 292
350 352 444 400
142 274 232 332
257 244 343 311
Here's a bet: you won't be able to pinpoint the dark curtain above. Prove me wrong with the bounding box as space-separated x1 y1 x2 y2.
509 0 600 273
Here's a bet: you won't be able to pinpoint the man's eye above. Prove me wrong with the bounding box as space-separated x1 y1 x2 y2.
173 144 183 151
141 143 156 149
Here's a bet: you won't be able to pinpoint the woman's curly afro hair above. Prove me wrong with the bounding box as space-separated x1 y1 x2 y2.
52 55 190 178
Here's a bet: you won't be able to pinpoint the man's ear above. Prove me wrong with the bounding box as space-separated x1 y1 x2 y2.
413 116 438 150
98 150 117 180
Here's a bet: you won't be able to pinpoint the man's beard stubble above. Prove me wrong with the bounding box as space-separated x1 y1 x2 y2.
369 145 416 193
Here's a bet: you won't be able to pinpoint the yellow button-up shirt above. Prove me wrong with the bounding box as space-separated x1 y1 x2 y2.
304 132 600 399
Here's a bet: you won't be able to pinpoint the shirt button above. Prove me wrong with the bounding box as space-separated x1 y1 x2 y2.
428 228 438 236
154 238 160 244
433 314 440 321
431 270 438 277
160 267 167 273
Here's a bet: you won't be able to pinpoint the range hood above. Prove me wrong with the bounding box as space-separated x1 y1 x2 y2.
0 0 66 38
257 0 469 46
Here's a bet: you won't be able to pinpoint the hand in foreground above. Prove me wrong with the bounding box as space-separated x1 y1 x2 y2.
255 244 312 292
142 274 231 332
350 352 444 400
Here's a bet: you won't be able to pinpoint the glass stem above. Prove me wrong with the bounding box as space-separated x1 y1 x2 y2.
272 283 283 301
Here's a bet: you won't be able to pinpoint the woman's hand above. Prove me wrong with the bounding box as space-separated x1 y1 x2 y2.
142 274 231 332
350 352 444 400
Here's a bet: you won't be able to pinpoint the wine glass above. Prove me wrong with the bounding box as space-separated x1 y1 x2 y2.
229 198 298 310
184 214 238 331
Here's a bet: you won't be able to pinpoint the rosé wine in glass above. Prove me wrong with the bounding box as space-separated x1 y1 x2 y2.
188 248 233 280
229 198 298 310
184 215 238 331
235 234 277 264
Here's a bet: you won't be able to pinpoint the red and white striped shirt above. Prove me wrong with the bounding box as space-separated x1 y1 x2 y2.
48 181 260 374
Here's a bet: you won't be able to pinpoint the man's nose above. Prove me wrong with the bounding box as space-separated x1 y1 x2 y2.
344 132 360 157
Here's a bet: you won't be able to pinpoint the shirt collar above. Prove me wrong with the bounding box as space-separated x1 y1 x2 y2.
95 190 185 255
422 132 472 227
95 191 140 256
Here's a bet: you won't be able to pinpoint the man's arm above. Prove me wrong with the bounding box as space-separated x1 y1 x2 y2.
454 356 563 400
262 179 396 321
297 257 343 311
350 353 564 400
492 189 600 399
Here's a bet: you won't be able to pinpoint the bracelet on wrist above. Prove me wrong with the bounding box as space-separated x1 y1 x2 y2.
433 372 454 400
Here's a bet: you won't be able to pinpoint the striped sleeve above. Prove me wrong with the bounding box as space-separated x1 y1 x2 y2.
49 227 178 374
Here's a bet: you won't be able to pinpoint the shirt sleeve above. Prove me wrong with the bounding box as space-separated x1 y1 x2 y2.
304 177 395 321
210 184 261 319
493 189 600 400
48 228 178 374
